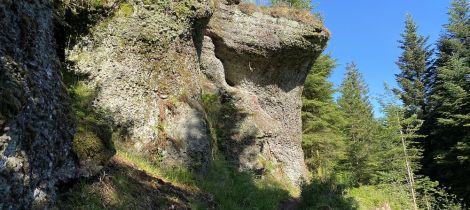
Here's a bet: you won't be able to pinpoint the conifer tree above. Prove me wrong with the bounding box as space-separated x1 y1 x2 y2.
302 54 345 178
435 0 470 66
395 14 434 118
338 62 376 185
423 0 470 203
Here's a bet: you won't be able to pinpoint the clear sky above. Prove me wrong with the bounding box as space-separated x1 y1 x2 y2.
314 0 452 116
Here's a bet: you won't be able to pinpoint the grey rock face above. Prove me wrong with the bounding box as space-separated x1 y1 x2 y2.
0 0 78 208
67 0 214 171
61 0 327 188
0 0 327 207
201 3 329 184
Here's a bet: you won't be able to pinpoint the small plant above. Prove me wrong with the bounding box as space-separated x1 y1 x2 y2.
115 3 133 17
261 5 321 25
270 0 312 10
239 3 258 15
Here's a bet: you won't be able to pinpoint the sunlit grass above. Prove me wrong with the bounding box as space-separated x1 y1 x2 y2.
117 146 296 210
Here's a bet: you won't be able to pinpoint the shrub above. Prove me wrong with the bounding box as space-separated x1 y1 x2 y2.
299 178 358 210
239 3 258 15
270 0 312 10
262 5 320 25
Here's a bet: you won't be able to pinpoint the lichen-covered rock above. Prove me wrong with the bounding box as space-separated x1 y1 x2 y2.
67 0 214 171
0 0 78 208
64 0 328 185
201 2 329 184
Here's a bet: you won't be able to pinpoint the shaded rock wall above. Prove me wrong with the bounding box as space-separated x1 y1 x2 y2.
0 0 78 208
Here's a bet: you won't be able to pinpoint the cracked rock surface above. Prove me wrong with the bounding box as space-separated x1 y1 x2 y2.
0 0 78 208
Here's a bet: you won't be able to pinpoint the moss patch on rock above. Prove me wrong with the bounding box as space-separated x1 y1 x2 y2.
66 78 116 174
115 3 133 17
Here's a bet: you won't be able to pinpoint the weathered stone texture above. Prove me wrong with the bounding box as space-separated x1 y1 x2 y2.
0 0 78 208
67 0 214 171
201 3 329 183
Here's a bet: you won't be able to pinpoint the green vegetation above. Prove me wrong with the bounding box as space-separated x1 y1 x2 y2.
58 143 295 209
422 0 470 204
270 0 312 10
115 3 133 17
66 76 115 170
301 54 345 179
300 5 469 205
57 148 201 210
299 178 358 210
395 14 434 118
347 184 413 210
337 62 377 186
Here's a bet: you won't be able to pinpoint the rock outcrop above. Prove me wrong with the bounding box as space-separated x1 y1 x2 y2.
201 3 329 183
66 0 214 171
0 0 328 206
0 0 78 208
66 0 328 184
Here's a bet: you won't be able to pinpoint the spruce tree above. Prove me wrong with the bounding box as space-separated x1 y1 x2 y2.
423 0 470 203
337 62 376 185
435 0 470 67
426 55 470 202
395 14 434 118
302 54 345 178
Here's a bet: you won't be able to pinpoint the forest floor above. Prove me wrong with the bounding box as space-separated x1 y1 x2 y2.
56 146 297 210
56 151 216 210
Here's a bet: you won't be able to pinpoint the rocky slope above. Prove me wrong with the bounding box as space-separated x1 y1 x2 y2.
0 0 328 207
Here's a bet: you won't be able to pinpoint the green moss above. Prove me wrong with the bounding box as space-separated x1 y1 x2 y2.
73 130 114 165
174 0 195 18
116 3 134 17
91 0 105 8
66 81 115 167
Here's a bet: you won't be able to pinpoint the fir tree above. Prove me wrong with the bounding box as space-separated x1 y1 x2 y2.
302 54 345 178
338 62 376 185
426 55 470 202
395 14 434 118
423 0 470 203
435 0 470 67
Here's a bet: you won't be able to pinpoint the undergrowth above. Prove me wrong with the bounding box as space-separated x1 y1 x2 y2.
118 144 295 210
58 140 296 209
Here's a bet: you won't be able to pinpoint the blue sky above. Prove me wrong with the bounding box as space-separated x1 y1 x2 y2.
314 0 451 115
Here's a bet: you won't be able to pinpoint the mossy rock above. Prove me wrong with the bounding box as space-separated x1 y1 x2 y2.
116 3 134 17
73 122 116 171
